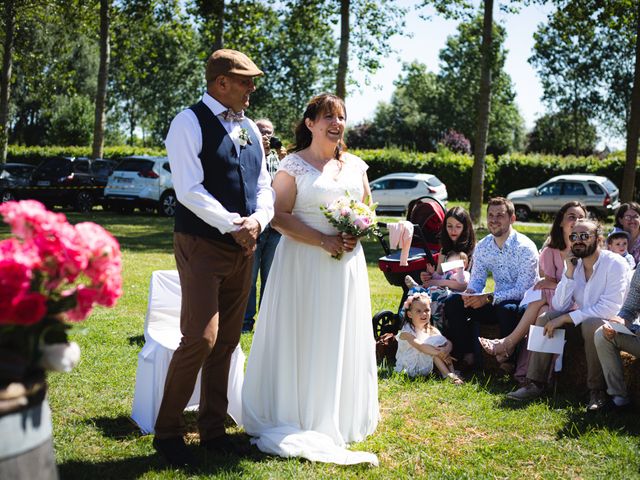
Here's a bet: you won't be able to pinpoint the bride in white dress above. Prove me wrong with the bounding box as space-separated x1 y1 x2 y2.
242 94 379 465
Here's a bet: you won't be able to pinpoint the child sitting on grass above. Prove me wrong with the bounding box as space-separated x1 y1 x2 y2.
404 251 470 329
395 292 463 384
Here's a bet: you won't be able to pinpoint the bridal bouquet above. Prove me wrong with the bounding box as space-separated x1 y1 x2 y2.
0 200 123 405
320 193 378 259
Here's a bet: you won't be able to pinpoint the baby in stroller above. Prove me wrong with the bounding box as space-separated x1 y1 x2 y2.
394 292 463 384
403 251 469 329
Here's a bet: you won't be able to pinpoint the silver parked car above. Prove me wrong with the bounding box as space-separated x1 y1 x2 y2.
507 174 620 221
104 156 176 216
369 172 448 214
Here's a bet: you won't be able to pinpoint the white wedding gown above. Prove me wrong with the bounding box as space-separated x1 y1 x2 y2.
242 152 379 465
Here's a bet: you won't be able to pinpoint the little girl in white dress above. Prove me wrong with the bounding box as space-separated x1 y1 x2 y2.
395 292 463 384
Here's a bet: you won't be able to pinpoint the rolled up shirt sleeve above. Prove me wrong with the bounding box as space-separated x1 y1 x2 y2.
468 249 488 294
569 258 629 325
552 270 577 313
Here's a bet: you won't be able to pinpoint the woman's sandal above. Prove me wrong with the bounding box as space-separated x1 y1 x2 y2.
478 337 514 363
446 372 464 385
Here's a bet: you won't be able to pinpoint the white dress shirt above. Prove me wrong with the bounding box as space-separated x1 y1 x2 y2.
552 249 630 325
164 92 275 234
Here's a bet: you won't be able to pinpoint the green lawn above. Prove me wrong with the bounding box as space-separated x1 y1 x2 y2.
3 210 638 479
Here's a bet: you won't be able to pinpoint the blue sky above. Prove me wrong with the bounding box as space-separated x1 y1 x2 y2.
344 2 560 137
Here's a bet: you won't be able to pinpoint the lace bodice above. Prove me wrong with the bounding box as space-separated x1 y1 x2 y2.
278 152 368 234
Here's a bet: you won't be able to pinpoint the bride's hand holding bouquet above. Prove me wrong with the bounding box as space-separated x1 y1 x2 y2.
320 193 378 259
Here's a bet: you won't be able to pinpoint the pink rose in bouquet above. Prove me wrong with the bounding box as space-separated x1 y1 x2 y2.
0 200 123 380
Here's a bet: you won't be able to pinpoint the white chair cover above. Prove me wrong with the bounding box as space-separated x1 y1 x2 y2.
131 270 244 434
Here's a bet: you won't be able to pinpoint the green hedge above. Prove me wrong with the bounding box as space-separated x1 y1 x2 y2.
4 145 635 201
6 145 166 165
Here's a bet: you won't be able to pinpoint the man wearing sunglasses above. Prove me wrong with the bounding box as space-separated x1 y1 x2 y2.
507 219 630 412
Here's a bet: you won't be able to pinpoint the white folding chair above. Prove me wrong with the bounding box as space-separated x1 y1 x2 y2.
131 270 244 434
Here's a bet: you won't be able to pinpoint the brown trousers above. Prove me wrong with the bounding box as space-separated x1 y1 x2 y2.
154 233 253 441
526 311 606 391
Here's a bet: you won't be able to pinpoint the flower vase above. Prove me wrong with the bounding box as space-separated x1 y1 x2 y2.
0 370 58 479
0 315 67 480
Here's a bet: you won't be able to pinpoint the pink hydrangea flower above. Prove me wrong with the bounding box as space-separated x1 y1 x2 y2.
65 286 99 322
0 200 123 325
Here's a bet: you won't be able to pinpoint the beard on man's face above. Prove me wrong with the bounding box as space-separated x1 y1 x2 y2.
571 240 598 258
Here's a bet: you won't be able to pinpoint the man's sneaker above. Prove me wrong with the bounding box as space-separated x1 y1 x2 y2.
153 436 198 468
586 390 609 413
506 383 544 401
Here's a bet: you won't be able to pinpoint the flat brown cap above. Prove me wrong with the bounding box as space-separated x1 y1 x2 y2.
206 49 264 82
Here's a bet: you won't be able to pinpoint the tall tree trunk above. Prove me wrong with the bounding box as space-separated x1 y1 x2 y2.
336 0 350 99
572 101 578 154
622 4 640 202
213 0 224 51
470 0 493 223
92 0 110 159
196 0 224 52
0 0 16 165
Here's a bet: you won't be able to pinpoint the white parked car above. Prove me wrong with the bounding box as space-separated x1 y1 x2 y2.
370 172 448 214
104 156 176 216
507 173 620 221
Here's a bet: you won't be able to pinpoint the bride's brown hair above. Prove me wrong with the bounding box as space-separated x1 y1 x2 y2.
292 93 347 160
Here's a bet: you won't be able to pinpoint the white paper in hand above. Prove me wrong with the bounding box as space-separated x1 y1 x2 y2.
527 325 565 355
441 259 464 273
519 286 542 307
604 321 635 336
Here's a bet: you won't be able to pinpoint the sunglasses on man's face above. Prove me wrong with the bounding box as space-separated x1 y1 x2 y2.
569 232 594 242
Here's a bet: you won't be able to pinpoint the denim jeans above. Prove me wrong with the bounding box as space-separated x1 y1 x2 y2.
243 225 281 331
443 293 525 363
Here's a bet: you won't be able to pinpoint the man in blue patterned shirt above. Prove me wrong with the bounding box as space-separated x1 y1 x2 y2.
444 197 539 370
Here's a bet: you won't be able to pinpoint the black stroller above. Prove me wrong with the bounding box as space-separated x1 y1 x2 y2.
372 196 447 344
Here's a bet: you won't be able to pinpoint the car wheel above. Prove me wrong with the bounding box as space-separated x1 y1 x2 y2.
0 190 15 203
75 191 94 213
514 205 530 222
159 190 177 217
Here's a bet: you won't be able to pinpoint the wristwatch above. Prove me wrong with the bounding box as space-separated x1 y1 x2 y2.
486 293 494 304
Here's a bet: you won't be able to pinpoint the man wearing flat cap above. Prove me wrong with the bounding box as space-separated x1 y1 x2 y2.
154 49 274 467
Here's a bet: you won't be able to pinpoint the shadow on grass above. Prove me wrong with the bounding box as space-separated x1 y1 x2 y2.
88 415 142 440
59 454 162 480
557 406 640 439
67 416 263 478
58 449 252 480
128 334 145 348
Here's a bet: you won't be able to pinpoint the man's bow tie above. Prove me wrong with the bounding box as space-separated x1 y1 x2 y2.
220 108 245 123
